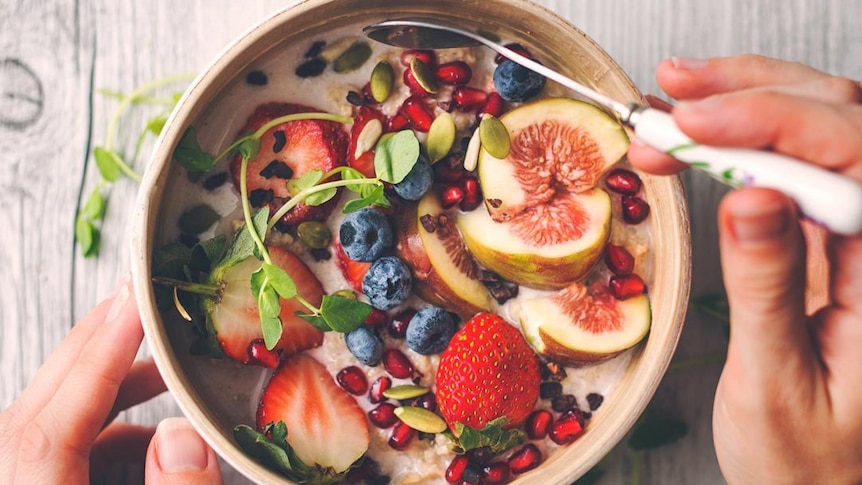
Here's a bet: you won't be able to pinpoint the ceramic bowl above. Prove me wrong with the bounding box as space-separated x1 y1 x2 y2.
132 0 691 483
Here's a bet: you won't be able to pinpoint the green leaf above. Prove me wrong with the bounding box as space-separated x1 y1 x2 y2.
287 169 323 196
260 313 283 350
258 284 283 349
297 312 331 332
374 130 420 184
262 262 297 300
340 166 369 193
234 424 295 474
342 184 389 213
93 146 124 182
177 204 220 235
152 242 193 277
174 127 215 172
250 266 266 299
75 216 100 258
238 138 261 160
82 188 106 221
304 187 338 206
188 235 226 273
219 207 269 269
319 295 373 333
189 314 224 358
627 417 688 451
448 418 524 455
146 115 168 135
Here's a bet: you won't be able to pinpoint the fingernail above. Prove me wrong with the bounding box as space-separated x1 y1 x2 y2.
105 281 130 322
728 197 791 243
156 418 208 473
670 56 709 70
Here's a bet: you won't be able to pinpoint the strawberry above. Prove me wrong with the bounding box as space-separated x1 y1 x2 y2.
333 239 370 292
435 313 541 431
206 245 324 364
230 103 347 226
346 106 385 178
257 354 370 474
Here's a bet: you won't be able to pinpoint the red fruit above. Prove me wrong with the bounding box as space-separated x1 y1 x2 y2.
334 240 371 292
399 95 435 132
247 339 280 369
230 103 346 225
507 443 542 475
383 349 415 379
347 106 385 178
452 87 488 111
440 185 465 209
403 67 432 95
364 308 389 328
605 244 635 275
608 273 647 300
525 409 553 440
386 113 410 132
388 308 415 338
605 168 643 195
400 49 437 68
434 161 466 183
460 176 482 211
435 61 472 85
388 421 415 450
549 414 585 445
621 195 650 224
257 354 369 472
495 43 533 64
559 406 586 427
482 462 512 484
368 402 399 428
479 92 506 117
369 376 392 403
211 246 324 364
436 313 541 430
337 366 369 395
446 455 471 484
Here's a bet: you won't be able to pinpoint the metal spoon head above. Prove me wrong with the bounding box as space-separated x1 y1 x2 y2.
363 20 483 50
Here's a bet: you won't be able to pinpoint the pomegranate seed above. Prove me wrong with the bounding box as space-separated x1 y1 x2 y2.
621 195 650 224
388 421 415 450
459 176 482 211
435 61 472 85
403 68 431 95
247 339 279 368
479 92 506 117
441 185 465 209
399 95 434 132
525 409 553 440
369 376 392 403
481 462 512 484
360 82 375 104
559 406 587 428
605 168 643 195
434 162 466 183
446 455 470 484
382 349 414 378
368 402 399 428
549 415 585 445
495 43 533 64
412 393 437 412
605 244 635 275
388 308 415 338
336 366 368 395
364 308 389 328
386 113 410 132
452 87 488 111
508 443 542 475
400 49 437 68
609 273 647 300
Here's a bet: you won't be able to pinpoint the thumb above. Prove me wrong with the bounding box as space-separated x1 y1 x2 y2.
718 188 816 384
145 417 223 485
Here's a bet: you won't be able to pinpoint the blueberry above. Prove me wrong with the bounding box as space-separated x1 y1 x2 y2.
493 60 546 102
362 256 412 310
345 326 384 366
393 155 433 201
405 306 457 355
339 208 393 262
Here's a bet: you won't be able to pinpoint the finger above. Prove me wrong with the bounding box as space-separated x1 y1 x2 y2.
673 91 862 181
718 188 816 386
104 359 168 426
90 422 156 479
145 418 223 485
627 140 690 175
15 279 143 482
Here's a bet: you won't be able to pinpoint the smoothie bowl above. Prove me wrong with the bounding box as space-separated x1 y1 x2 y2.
131 0 691 483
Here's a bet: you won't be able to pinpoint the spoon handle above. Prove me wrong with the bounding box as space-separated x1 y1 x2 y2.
632 107 862 235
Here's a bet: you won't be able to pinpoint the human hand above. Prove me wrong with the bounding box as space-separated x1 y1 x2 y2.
629 54 862 484
0 278 224 484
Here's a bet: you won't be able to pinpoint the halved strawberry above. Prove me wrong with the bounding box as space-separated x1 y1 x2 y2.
257 353 370 473
206 245 324 364
346 106 385 178
436 313 541 431
230 103 347 226
333 239 370 292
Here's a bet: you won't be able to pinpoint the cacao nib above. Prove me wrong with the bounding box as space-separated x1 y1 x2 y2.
539 381 563 399
587 392 604 411
346 90 366 106
249 188 274 208
245 70 268 86
202 172 228 191
272 130 287 153
296 58 327 78
259 160 293 179
304 40 326 59
310 247 332 261
551 394 577 412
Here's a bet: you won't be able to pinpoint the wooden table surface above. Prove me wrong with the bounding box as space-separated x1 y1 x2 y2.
2 0 860 483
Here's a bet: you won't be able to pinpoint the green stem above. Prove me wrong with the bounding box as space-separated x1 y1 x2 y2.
267 177 380 230
252 113 352 140
152 277 219 296
239 155 272 265
295 294 320 315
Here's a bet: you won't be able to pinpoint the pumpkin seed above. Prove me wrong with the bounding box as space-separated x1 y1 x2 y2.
395 406 448 433
383 384 429 400
409 57 439 94
479 114 511 159
354 118 383 159
296 221 331 249
462 127 482 171
370 61 395 103
333 41 372 73
426 112 456 163
332 289 357 300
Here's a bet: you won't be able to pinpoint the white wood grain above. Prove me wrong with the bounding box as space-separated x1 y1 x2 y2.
2 0 860 483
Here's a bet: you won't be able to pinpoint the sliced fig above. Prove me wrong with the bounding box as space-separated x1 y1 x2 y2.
395 192 493 319
479 98 629 222
457 188 612 289
518 281 651 365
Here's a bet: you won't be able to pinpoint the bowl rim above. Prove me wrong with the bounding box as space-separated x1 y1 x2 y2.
131 0 692 483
